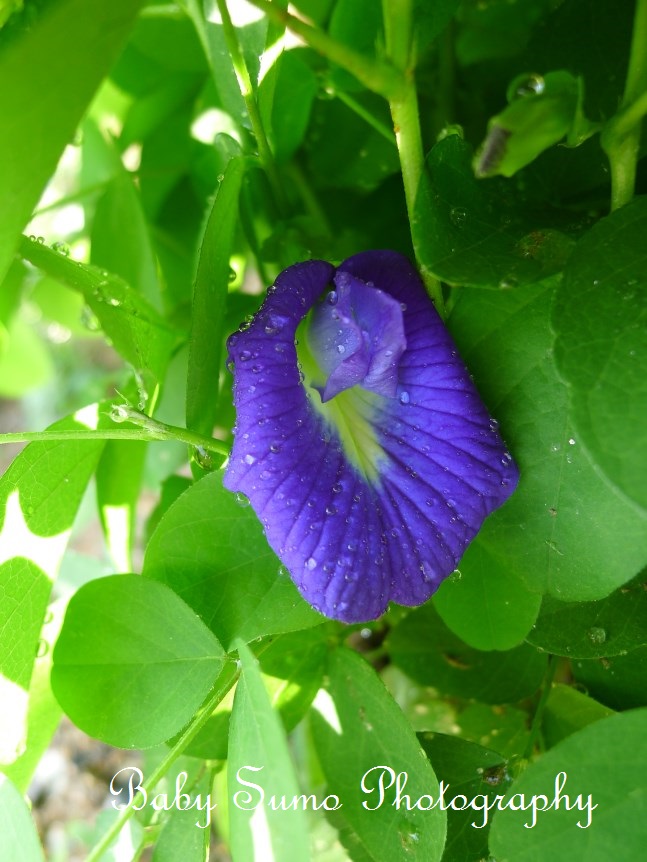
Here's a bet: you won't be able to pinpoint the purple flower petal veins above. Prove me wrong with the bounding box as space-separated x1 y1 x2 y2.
224 250 518 623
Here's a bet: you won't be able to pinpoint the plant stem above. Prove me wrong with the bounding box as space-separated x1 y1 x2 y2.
523 654 558 760
332 88 397 145
381 0 445 314
0 409 230 456
603 0 647 210
85 662 239 862
244 0 405 100
215 0 289 215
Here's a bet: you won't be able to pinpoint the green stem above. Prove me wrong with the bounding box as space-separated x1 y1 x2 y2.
382 0 445 314
523 654 558 760
333 88 396 145
215 0 289 215
0 408 230 456
85 662 239 862
245 0 405 100
603 0 647 210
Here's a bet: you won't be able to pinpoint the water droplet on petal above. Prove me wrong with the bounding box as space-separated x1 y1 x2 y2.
244 454 256 465
305 557 317 570
399 391 410 405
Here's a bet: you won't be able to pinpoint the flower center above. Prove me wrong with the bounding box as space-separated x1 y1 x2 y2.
305 271 407 403
295 271 407 480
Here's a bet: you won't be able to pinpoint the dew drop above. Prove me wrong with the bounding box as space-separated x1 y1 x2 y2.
235 492 250 507
587 626 607 645
332 482 342 494
110 404 130 423
36 639 49 658
513 73 545 98
450 206 467 227
81 305 100 331
259 470 271 480
305 557 317 570
244 453 256 465
192 446 213 470
51 240 70 256
498 276 518 290
399 390 410 405
327 290 338 306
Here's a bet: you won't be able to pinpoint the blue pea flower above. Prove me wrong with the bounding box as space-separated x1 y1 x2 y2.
224 250 518 623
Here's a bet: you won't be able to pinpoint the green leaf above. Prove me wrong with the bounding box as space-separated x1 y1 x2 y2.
553 196 647 512
186 154 245 437
0 774 45 862
183 0 267 127
0 407 105 765
474 71 595 179
0 0 145 285
96 441 148 573
542 684 614 749
91 168 163 311
449 279 647 601
328 0 383 91
433 543 542 651
2 597 65 793
0 315 54 398
151 773 211 862
417 732 513 862
183 628 327 761
263 48 318 163
415 136 576 287
51 574 224 748
228 639 311 862
19 236 176 384
413 0 460 53
387 604 547 704
524 0 634 121
310 648 446 861
573 647 647 711
527 571 647 659
455 703 530 760
258 628 328 732
489 709 647 862
305 95 400 192
143 470 322 651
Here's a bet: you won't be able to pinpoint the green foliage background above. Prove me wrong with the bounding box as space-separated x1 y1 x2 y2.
0 0 646 860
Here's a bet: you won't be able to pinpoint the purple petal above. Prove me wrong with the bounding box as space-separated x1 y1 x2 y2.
307 272 407 401
224 250 518 623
